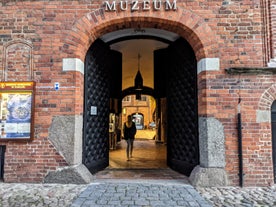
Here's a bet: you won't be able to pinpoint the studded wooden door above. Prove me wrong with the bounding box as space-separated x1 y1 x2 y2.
166 38 199 176
83 39 111 174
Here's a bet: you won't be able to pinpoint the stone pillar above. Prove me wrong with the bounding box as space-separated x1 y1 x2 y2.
189 117 228 187
49 115 83 165
45 115 93 184
44 58 93 184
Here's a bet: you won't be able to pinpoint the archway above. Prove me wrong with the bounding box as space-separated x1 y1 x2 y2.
49 10 228 186
82 27 199 176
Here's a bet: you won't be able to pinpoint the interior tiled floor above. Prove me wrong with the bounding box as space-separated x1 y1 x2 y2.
109 139 167 169
94 130 189 181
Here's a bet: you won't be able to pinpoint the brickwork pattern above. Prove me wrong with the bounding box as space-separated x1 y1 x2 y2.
0 0 275 186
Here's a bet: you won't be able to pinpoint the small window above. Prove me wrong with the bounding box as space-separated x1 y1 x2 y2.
141 95 147 101
123 96 131 102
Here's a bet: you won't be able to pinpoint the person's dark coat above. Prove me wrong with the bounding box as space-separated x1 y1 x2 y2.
123 122 136 140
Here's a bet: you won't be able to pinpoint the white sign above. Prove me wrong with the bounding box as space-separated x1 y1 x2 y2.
104 0 177 11
90 106 97 115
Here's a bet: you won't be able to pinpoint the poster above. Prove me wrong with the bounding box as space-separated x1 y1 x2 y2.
0 82 35 141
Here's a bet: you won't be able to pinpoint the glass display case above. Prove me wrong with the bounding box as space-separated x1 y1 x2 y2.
0 82 35 141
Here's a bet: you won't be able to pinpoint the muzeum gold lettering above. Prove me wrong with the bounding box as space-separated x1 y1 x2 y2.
104 0 177 11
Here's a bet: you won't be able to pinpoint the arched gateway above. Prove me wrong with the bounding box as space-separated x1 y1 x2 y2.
45 7 228 186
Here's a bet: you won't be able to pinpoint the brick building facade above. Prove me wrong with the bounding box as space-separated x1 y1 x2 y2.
0 0 276 186
122 95 156 129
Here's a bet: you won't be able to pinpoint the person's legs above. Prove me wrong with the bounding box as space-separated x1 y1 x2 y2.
126 139 130 161
130 139 134 158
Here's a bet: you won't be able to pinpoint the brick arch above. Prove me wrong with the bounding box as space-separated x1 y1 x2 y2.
61 8 218 61
2 39 33 81
258 84 276 111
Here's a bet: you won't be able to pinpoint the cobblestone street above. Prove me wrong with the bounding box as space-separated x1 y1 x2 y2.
0 182 276 207
71 180 211 207
0 183 86 207
197 185 276 207
1 134 276 206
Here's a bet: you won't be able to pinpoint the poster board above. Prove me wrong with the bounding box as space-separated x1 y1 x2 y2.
0 82 35 141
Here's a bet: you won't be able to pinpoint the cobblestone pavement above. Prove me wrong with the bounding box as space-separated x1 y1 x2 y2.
197 185 276 207
0 181 276 207
0 183 86 207
71 180 211 207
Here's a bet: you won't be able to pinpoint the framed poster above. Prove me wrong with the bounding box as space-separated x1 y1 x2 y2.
0 82 35 141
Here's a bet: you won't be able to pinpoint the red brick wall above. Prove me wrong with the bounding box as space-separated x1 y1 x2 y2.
0 0 275 186
198 71 275 186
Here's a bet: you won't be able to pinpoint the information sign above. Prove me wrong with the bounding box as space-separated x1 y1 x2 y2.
0 82 35 141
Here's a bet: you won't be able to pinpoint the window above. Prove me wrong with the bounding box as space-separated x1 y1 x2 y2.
123 96 131 102
141 95 147 101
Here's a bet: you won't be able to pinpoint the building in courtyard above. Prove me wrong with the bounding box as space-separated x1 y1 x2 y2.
121 95 156 130
0 0 276 187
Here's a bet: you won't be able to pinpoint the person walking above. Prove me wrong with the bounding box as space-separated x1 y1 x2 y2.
123 115 137 161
